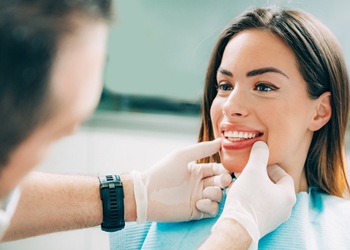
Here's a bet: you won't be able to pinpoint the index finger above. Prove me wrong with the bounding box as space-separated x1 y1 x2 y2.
177 138 222 163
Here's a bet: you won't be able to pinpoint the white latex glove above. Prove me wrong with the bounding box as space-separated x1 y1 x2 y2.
212 141 296 249
131 139 232 223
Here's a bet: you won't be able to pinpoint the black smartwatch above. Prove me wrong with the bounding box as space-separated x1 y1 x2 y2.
99 175 125 232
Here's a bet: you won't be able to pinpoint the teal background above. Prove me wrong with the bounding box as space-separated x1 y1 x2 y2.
103 0 350 106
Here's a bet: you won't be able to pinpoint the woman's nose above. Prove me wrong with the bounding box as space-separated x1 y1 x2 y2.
222 88 249 118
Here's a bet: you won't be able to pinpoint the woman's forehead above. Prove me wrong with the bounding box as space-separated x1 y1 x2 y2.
219 29 297 76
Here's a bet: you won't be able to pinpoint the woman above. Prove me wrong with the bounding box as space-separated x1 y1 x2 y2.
111 7 350 249
197 6 350 249
198 7 350 198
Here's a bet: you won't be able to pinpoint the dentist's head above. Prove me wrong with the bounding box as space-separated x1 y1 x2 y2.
198 7 349 197
0 0 113 199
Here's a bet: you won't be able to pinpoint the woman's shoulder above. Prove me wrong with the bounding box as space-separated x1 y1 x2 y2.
305 187 350 225
259 188 350 249
308 187 350 210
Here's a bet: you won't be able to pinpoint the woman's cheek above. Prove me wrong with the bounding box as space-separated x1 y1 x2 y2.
210 98 222 137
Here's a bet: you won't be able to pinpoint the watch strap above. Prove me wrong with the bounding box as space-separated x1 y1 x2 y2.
99 175 125 232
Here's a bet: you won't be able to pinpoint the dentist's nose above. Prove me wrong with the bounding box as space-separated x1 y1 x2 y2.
222 88 248 118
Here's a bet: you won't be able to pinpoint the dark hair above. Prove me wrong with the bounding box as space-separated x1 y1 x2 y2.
198 7 350 198
0 0 113 168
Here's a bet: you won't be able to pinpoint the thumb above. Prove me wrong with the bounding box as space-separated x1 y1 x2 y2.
245 141 269 173
178 138 222 163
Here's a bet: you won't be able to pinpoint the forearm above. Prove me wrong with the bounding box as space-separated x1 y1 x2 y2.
199 219 252 250
2 171 136 241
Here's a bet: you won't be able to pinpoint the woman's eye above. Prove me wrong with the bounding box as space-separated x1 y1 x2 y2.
254 82 276 92
216 82 233 92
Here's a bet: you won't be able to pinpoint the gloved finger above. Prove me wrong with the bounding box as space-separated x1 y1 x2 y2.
245 141 269 175
177 138 222 163
196 199 219 218
200 163 229 177
267 164 295 189
203 186 223 202
267 164 287 183
267 165 297 207
203 172 232 189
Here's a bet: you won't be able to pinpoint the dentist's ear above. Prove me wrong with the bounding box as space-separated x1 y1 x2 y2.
309 91 332 131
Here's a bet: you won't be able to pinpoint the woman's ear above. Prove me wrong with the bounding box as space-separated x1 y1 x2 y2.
308 91 331 131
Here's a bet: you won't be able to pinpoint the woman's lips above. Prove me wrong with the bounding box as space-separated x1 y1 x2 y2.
220 124 264 150
223 130 262 142
222 135 263 150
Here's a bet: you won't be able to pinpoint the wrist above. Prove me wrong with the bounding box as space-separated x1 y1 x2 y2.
217 200 260 245
200 218 253 250
120 174 136 222
130 171 148 223
217 219 251 240
213 219 253 249
99 175 125 232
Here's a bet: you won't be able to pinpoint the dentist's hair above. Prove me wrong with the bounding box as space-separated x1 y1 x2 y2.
198 7 350 198
0 0 113 168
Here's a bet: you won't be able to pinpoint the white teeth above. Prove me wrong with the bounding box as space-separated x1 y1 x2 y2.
224 130 260 141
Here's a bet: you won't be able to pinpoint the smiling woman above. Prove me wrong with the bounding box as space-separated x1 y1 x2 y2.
198 8 349 198
110 6 350 250
209 29 320 193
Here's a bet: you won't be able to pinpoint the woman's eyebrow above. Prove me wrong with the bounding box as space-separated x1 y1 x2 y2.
217 66 289 79
217 67 233 77
247 67 289 79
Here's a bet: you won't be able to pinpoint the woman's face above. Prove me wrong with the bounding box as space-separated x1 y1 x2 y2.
210 29 323 191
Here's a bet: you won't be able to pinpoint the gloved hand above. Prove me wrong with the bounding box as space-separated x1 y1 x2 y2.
212 141 296 249
131 139 232 223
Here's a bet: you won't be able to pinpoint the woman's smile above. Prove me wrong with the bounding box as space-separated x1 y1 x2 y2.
221 123 264 150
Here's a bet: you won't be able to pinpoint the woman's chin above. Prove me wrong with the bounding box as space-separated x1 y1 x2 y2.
221 161 246 173
220 153 249 173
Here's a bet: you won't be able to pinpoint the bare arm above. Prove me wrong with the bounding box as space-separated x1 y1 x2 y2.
1 172 136 242
1 140 229 242
198 219 252 250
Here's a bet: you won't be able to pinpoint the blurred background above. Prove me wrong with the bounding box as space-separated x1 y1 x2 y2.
2 0 350 249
